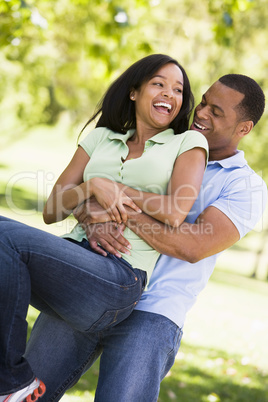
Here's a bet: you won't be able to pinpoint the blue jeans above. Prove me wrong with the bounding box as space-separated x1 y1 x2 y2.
25 310 183 401
0 216 146 394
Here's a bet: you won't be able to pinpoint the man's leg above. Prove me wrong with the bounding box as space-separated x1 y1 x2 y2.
95 310 183 402
26 310 182 401
25 312 102 401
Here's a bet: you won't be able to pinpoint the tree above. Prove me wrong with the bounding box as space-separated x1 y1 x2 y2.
0 0 267 177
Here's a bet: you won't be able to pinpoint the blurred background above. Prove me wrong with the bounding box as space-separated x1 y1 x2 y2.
1 0 268 400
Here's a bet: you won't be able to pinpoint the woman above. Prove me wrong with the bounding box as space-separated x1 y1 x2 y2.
0 54 208 401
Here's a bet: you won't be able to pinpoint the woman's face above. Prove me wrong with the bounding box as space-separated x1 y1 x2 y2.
131 63 184 134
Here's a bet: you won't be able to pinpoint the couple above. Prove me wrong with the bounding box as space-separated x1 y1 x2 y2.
0 54 267 401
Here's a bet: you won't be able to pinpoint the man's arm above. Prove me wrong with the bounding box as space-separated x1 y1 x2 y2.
74 199 240 263
125 205 240 263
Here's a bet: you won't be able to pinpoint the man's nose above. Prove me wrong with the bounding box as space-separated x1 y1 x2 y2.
196 105 208 119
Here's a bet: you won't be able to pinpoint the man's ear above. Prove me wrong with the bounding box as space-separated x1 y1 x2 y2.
237 120 254 138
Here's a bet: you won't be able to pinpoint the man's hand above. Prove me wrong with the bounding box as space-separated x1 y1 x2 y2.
73 197 111 227
86 222 132 258
73 198 132 257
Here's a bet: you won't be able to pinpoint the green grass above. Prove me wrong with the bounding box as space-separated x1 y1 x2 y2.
2 123 268 401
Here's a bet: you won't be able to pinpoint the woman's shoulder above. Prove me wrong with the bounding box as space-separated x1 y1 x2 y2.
79 126 113 145
179 129 208 147
169 130 208 160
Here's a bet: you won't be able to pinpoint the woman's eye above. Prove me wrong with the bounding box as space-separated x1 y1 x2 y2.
153 82 163 87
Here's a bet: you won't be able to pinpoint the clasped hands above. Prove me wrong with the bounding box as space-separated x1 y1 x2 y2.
74 177 141 257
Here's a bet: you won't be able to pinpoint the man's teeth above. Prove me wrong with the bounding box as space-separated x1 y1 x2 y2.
154 102 172 110
194 122 206 130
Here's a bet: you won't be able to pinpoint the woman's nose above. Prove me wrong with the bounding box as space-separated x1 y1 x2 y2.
162 88 173 98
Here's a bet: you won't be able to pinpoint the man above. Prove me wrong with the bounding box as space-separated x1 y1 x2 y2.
25 74 267 401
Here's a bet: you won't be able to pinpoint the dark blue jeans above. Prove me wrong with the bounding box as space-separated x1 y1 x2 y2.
25 310 183 401
0 216 146 394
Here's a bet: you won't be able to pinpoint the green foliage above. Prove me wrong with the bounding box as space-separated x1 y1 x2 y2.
0 0 268 179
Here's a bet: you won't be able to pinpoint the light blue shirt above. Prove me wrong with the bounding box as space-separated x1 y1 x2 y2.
135 151 267 327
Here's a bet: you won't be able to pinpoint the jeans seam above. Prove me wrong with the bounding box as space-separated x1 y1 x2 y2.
19 247 140 289
48 345 101 401
3 245 34 392
160 325 182 380
108 253 141 280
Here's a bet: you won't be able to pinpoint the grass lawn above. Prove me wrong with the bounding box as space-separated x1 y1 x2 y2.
1 123 268 401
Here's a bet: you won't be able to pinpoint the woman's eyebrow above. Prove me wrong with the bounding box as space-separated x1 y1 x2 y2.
152 74 183 86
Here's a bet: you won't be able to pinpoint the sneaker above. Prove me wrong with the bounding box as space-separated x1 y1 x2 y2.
1 378 46 402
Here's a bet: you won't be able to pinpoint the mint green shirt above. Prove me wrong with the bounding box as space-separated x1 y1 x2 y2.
64 127 208 281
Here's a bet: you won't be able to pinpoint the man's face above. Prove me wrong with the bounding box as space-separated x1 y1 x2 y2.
190 81 245 160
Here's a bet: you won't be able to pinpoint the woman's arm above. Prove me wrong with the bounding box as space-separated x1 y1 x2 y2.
43 147 91 224
126 147 206 227
92 147 206 227
43 146 141 225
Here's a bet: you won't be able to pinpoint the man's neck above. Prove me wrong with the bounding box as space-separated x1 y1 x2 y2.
208 148 238 161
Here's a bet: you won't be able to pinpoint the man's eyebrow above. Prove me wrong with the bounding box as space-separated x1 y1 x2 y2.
153 74 183 86
203 94 225 114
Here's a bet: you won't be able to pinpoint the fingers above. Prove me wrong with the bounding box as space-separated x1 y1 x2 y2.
114 204 128 224
108 198 142 224
89 236 126 258
96 238 122 258
88 239 108 257
122 197 142 214
107 206 121 224
87 223 132 258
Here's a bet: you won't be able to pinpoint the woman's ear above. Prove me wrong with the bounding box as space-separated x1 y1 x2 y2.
130 90 135 101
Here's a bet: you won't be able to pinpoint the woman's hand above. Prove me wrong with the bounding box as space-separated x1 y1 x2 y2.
90 177 142 224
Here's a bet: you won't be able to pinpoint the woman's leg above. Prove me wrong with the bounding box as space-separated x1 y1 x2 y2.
0 216 146 394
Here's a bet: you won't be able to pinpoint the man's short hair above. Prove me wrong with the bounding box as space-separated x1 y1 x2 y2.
219 74 265 126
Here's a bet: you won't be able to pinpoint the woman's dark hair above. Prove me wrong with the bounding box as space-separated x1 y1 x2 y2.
219 74 265 126
81 54 194 135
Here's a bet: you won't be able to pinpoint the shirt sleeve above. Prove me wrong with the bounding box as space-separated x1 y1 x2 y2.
212 170 267 238
78 127 106 157
178 130 209 164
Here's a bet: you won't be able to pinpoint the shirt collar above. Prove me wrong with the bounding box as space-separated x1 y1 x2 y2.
108 128 175 144
208 150 247 169
108 129 135 143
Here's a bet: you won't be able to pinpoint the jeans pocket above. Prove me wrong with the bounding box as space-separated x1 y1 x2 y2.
86 302 137 333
